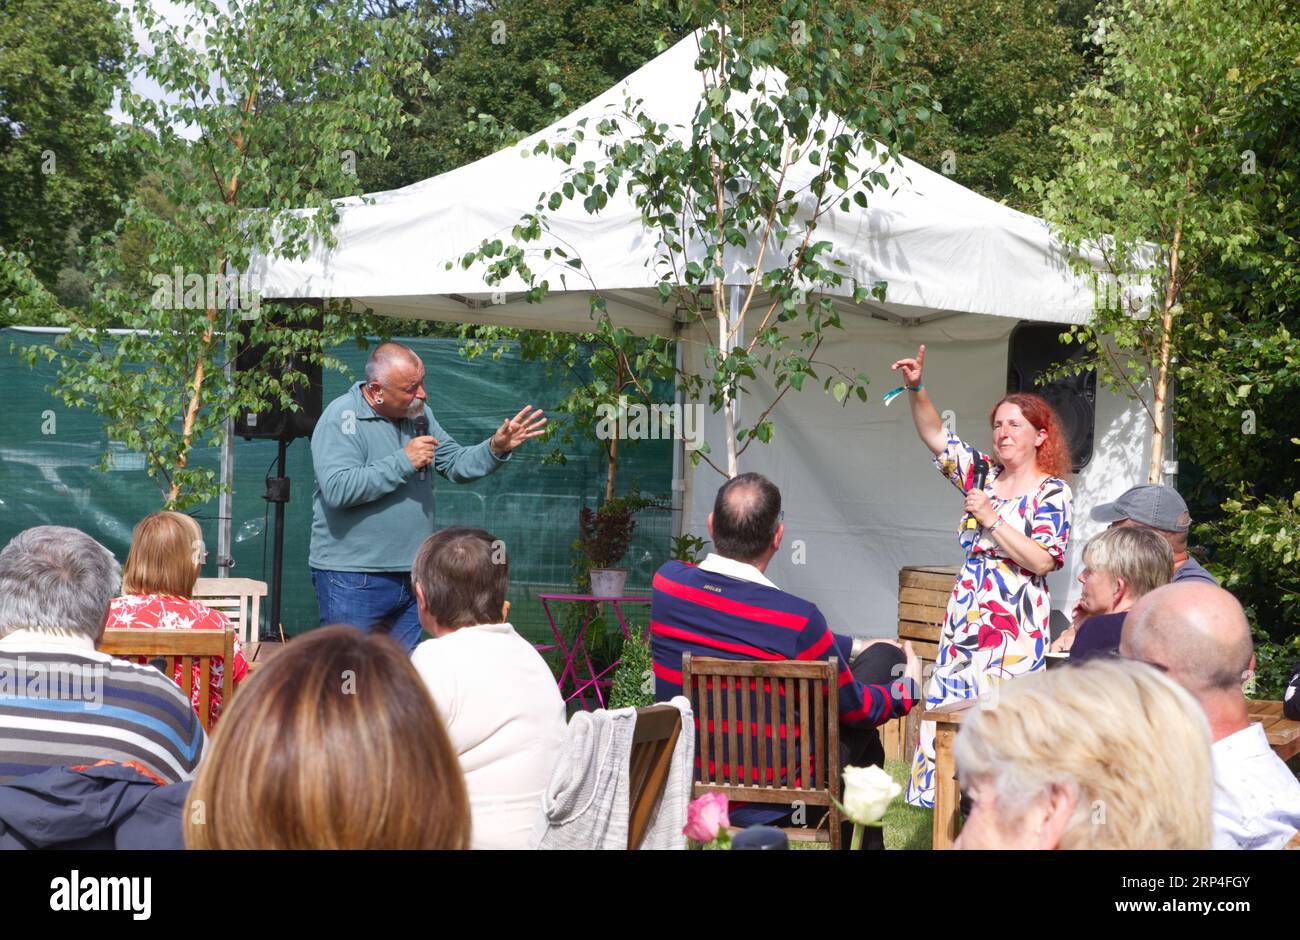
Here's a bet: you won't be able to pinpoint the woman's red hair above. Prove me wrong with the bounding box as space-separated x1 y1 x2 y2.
988 393 1073 480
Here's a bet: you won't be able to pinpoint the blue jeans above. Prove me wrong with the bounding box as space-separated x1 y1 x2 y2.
310 568 426 653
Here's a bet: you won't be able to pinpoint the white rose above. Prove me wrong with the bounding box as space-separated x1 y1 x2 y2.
841 764 901 826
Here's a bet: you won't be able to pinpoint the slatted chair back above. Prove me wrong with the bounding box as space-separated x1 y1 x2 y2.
627 704 683 850
192 577 268 645
98 628 236 733
680 653 842 848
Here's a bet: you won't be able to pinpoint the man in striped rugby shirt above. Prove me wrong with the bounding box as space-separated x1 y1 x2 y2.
652 473 921 844
0 526 206 785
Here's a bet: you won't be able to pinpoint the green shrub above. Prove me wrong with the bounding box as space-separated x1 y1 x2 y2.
608 623 655 710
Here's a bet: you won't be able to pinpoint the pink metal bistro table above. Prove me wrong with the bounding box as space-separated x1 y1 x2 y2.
537 594 650 710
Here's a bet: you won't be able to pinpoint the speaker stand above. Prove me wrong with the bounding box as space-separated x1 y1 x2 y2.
263 434 292 641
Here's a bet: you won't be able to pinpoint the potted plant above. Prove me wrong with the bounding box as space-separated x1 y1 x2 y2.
577 496 640 598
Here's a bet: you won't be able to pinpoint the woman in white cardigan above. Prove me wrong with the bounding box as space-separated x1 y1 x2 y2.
409 526 567 850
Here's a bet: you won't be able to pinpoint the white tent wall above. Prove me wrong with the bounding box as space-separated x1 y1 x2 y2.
677 312 1154 638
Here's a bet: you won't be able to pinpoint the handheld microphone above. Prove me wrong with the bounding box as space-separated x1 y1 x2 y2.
414 415 429 481
964 457 990 532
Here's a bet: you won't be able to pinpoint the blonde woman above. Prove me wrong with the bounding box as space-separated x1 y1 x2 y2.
105 512 249 722
1051 526 1173 659
953 658 1213 849
185 626 471 849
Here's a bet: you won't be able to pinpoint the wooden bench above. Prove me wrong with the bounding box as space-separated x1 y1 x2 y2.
880 565 956 762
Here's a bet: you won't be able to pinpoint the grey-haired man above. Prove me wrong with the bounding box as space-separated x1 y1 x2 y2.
1122 583 1300 849
309 342 546 651
0 526 205 785
1091 483 1218 585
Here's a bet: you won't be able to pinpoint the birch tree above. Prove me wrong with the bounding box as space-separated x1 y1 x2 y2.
455 0 939 478
5 0 432 507
1026 0 1270 482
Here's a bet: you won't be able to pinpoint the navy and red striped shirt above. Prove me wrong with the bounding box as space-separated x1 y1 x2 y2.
651 559 917 732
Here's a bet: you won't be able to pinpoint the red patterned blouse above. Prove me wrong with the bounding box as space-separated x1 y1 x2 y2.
104 594 251 723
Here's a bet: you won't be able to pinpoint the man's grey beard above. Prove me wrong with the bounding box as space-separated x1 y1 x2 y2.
406 399 425 420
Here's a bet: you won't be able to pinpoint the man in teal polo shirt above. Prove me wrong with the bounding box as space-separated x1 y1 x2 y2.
310 342 545 650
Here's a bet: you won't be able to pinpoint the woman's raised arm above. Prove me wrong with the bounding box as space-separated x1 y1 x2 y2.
891 344 948 457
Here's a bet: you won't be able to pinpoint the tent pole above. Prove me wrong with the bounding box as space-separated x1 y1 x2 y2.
729 284 743 435
216 266 235 578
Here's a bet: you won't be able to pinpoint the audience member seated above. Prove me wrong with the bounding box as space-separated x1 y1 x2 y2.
0 760 189 849
1051 526 1172 659
1121 582 1300 849
105 511 249 723
0 526 206 785
185 626 469 849
1091 483 1218 584
409 527 566 849
954 658 1213 849
651 472 921 845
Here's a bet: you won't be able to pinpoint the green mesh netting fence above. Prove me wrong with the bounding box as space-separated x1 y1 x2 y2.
0 329 675 646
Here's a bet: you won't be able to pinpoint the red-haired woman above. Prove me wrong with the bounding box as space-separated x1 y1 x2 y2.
891 344 1073 808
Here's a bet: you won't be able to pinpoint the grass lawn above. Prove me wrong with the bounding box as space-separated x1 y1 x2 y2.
883 759 933 850
790 759 933 849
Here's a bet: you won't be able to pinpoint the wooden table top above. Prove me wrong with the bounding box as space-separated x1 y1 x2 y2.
1248 699 1300 760
920 698 979 724
244 640 287 672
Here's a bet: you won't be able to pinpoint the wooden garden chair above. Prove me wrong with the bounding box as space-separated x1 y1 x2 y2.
98 628 237 734
680 653 842 849
192 577 268 645
627 704 683 850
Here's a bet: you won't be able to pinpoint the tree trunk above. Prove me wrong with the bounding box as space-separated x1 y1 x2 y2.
604 433 618 504
1148 215 1184 484
718 295 737 479
168 86 256 505
169 248 224 505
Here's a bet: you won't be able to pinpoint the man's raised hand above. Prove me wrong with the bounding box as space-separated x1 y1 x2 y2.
490 405 548 457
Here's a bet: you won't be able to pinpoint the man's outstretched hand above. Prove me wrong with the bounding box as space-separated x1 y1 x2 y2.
490 405 548 457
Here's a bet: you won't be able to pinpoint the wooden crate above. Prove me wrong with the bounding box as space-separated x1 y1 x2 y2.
880 565 957 762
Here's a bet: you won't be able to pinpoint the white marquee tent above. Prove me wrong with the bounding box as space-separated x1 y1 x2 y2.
251 31 1152 634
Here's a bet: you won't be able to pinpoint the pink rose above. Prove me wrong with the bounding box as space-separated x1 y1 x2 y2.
683 791 730 843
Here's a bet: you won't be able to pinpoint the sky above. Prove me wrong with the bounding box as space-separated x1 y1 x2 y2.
110 0 212 140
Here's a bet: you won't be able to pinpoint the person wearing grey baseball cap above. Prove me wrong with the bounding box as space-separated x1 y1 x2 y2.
1090 484 1218 585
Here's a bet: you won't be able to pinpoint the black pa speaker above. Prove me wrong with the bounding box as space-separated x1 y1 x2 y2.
1006 322 1096 472
233 311 324 441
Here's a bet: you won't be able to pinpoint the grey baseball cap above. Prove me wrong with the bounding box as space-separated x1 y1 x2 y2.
1091 484 1191 532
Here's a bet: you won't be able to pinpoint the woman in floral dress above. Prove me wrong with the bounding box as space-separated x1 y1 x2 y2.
890 345 1073 808
105 512 249 723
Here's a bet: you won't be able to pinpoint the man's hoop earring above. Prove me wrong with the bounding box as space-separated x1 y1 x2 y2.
375 395 384 404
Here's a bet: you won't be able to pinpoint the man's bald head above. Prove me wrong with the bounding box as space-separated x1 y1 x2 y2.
365 342 420 385
710 472 782 563
1121 582 1253 696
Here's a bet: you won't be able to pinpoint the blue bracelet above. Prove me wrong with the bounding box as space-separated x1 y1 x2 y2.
882 384 923 406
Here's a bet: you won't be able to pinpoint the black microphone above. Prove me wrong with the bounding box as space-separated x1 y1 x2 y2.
964 456 990 532
414 415 429 481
